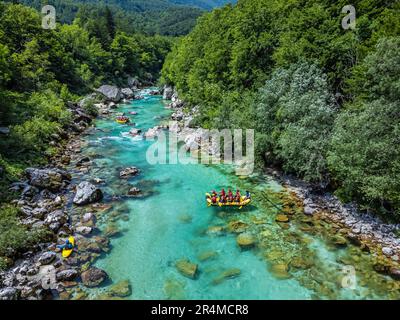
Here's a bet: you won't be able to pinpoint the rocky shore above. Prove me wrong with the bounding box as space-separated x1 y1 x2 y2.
0 80 141 300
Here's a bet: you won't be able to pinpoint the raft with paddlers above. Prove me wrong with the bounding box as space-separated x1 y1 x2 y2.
205 189 251 209
116 116 130 124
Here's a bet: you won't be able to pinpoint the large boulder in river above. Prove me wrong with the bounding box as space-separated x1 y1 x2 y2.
175 259 198 279
121 88 134 99
73 181 103 205
95 85 122 102
236 233 256 249
81 267 108 287
25 168 70 191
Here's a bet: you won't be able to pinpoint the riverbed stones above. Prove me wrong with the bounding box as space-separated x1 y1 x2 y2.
0 287 18 300
276 214 289 223
382 247 394 257
81 267 108 287
25 168 70 191
227 220 249 233
236 233 256 249
56 269 78 282
107 280 131 297
73 181 103 205
175 259 198 279
197 251 218 262
76 226 92 235
119 167 139 179
38 251 56 265
212 268 241 285
121 88 134 99
269 263 291 280
95 85 122 102
128 187 141 196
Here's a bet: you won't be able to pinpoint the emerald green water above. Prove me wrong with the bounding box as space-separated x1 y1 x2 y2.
73 89 399 300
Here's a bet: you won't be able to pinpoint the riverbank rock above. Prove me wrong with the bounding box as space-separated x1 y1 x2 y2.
95 85 122 102
119 167 139 179
56 269 78 282
25 168 70 191
197 251 218 262
121 88 134 99
175 259 198 279
236 233 256 249
0 127 10 135
73 182 103 205
276 214 289 223
163 86 173 100
44 210 68 231
107 280 131 297
81 267 108 287
38 251 56 265
0 287 18 300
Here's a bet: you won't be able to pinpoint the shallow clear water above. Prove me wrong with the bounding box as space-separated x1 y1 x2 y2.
74 89 396 300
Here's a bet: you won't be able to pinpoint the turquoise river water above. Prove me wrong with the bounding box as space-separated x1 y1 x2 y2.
69 88 400 300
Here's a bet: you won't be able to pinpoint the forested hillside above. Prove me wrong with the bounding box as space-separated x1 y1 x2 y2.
7 0 225 35
161 0 400 215
0 2 172 196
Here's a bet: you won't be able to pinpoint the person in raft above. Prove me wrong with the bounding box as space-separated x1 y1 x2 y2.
234 190 241 203
209 190 218 204
57 239 73 250
245 191 251 200
227 189 234 202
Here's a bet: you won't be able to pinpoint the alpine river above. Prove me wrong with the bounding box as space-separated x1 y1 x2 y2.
69 88 400 300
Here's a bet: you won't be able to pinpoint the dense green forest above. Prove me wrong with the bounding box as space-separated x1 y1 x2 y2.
161 0 400 215
6 0 226 35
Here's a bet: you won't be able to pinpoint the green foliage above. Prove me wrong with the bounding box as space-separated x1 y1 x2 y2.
328 37 400 212
0 205 52 270
11 0 208 36
162 0 400 214
257 63 336 182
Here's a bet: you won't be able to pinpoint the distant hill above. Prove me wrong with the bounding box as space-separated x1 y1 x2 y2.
6 0 212 35
168 0 235 10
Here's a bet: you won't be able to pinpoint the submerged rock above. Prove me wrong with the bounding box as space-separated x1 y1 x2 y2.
227 220 249 233
269 263 291 280
107 280 131 297
163 86 174 100
0 287 18 300
119 167 139 179
236 233 256 249
81 267 108 287
164 278 185 300
212 268 241 285
175 259 198 279
197 251 218 262
73 181 103 206
275 214 289 223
